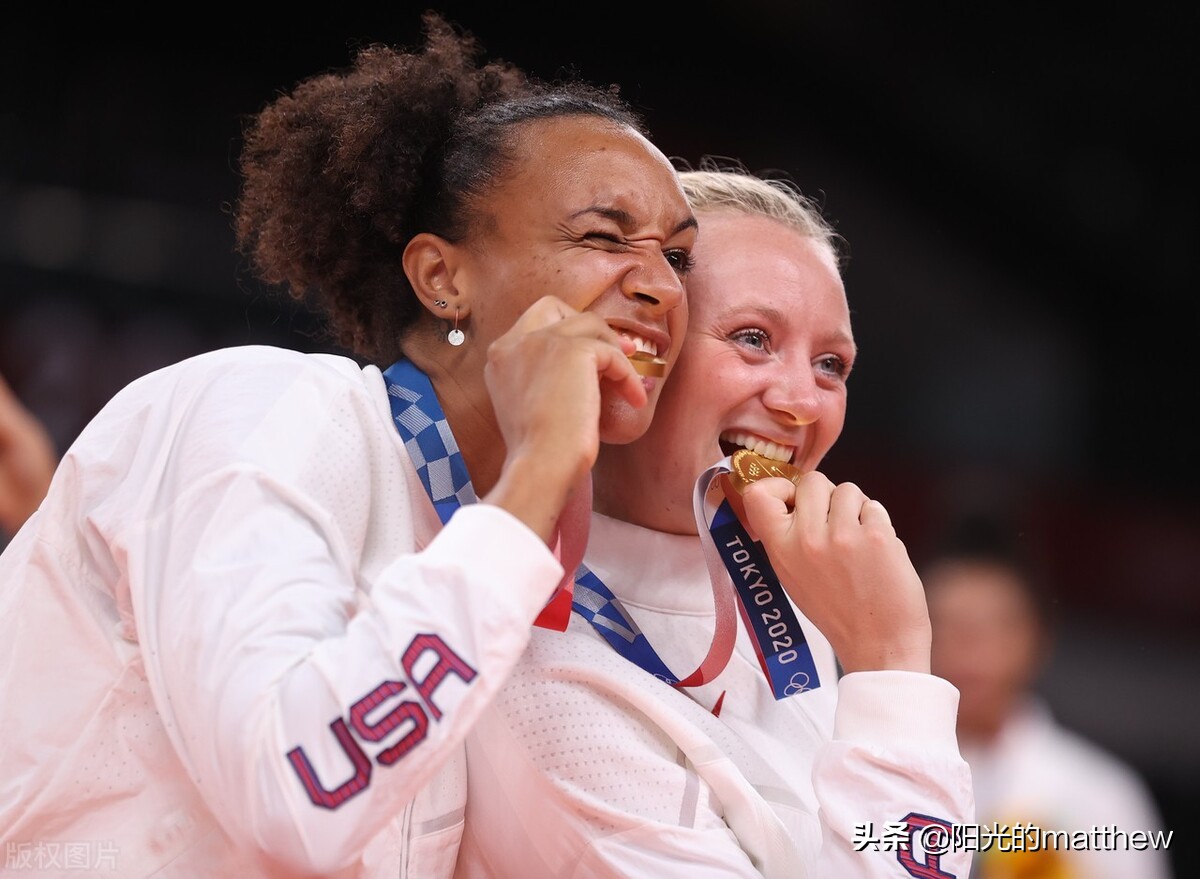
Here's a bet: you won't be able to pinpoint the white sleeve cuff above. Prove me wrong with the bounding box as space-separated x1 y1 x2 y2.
833 671 961 748
425 502 565 622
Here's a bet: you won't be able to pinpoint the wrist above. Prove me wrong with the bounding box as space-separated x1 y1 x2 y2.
837 626 932 675
482 450 578 545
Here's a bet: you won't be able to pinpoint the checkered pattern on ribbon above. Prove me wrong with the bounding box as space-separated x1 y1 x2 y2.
572 565 677 683
381 359 477 524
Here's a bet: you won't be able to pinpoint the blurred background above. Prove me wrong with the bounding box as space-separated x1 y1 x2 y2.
2 3 1196 871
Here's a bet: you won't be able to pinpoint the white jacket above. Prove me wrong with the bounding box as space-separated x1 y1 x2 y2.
0 346 562 878
443 511 975 878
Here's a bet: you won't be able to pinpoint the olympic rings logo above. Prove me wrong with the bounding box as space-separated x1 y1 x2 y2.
783 671 812 695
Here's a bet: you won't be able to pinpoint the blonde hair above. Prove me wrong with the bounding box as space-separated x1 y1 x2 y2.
676 157 843 267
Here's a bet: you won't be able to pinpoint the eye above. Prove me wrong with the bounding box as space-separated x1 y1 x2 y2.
817 354 851 379
664 248 695 274
730 327 769 352
584 231 625 248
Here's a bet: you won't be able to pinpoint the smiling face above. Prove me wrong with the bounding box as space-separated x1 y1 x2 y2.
447 116 697 443
594 208 854 533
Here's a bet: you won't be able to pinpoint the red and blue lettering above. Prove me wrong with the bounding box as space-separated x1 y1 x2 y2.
286 632 477 809
897 812 956 879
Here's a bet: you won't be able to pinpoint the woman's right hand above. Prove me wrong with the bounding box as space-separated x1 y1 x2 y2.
739 471 933 674
481 295 645 544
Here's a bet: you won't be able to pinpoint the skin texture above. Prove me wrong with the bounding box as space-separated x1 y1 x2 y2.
594 211 851 533
925 559 1046 742
0 373 56 537
402 117 697 543
595 207 931 673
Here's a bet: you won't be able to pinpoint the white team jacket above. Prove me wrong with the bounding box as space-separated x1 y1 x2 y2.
445 511 976 878
0 345 563 878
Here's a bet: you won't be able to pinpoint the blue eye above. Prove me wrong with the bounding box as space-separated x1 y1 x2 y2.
731 328 769 351
818 354 850 379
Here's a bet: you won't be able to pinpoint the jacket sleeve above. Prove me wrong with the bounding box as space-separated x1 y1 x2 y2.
811 671 976 878
122 357 562 874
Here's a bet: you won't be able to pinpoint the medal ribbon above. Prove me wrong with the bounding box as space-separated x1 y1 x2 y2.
696 458 821 698
572 457 819 698
381 358 579 630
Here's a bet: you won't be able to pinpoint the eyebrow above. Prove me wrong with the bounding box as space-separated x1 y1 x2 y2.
744 303 857 349
571 206 698 237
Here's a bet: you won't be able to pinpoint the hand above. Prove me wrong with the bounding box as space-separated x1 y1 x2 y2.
739 472 932 674
0 373 57 536
482 296 644 543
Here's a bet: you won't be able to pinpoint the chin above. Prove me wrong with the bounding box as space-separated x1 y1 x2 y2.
598 401 654 445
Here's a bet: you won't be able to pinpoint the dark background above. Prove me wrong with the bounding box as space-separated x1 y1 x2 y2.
2 3 1196 871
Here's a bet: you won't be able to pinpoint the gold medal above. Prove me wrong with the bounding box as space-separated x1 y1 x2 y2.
726 448 804 495
627 351 667 378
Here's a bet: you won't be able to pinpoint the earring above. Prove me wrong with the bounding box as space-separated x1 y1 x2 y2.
433 298 448 309
447 308 465 347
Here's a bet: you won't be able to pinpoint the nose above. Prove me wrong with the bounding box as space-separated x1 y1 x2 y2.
761 367 823 426
620 251 685 313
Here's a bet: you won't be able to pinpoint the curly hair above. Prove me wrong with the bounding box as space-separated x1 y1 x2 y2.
233 11 646 364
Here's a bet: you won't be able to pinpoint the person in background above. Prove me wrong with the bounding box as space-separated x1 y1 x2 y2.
924 518 1173 879
0 370 56 543
446 162 974 878
0 13 696 878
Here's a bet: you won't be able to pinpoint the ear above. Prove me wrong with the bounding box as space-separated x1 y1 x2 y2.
402 232 469 317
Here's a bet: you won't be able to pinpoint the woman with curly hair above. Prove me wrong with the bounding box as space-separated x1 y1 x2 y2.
0 13 695 877
449 164 974 878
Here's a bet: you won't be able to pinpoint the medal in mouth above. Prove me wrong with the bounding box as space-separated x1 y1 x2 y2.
725 448 804 495
627 351 667 377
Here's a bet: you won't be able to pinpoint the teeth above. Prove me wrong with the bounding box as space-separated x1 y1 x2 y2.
617 331 658 357
720 431 794 463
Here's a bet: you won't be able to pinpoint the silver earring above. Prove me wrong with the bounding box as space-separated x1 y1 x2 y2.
447 308 465 347
433 298 448 309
